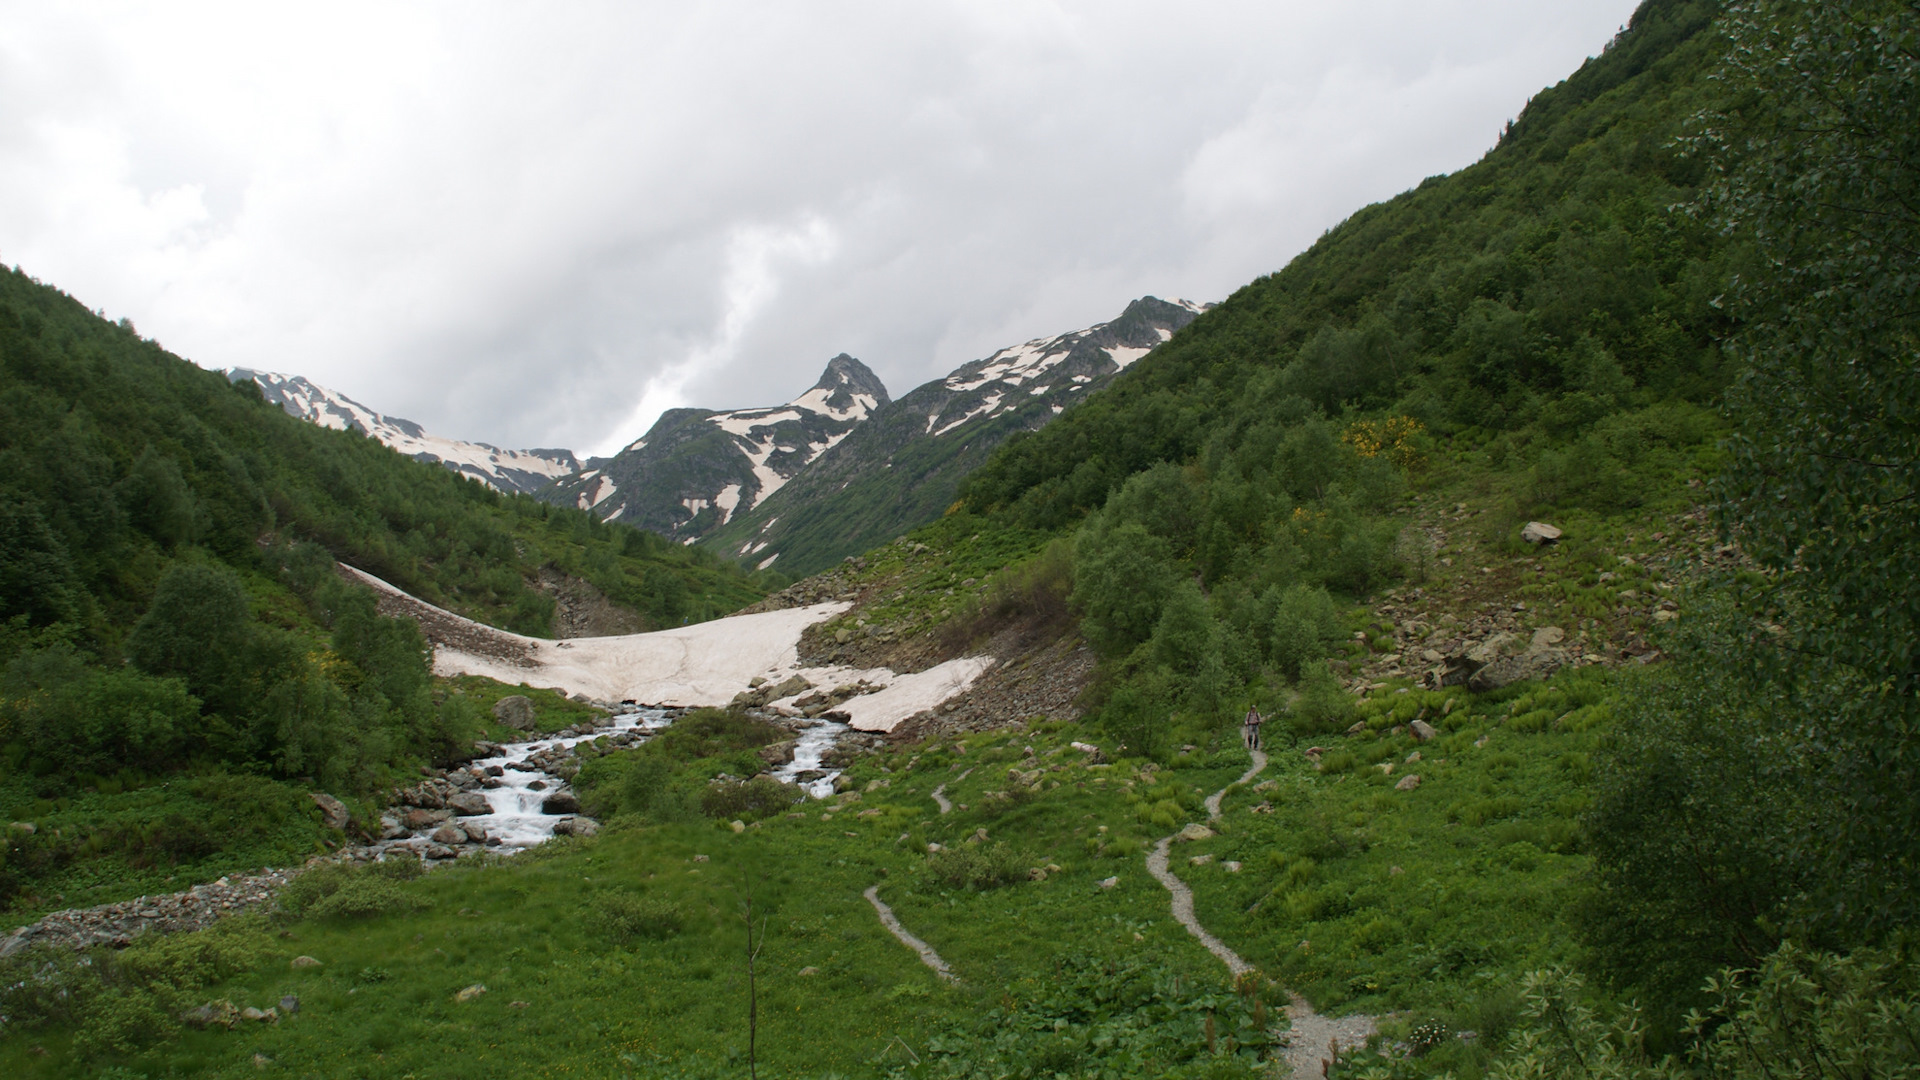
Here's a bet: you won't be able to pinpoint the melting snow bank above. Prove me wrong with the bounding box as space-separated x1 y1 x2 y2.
342 564 995 730
834 656 996 733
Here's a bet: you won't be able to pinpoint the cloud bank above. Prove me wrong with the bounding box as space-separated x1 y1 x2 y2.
0 1 1640 456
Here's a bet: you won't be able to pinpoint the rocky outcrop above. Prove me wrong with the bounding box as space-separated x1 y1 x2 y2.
309 792 351 831
1423 626 1573 691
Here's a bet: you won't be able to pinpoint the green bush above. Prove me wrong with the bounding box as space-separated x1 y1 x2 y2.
279 860 431 920
926 841 1028 890
1269 584 1341 682
700 775 804 821
590 890 684 944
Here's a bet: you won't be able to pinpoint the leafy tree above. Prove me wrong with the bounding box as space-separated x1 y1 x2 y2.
1586 0 1920 1018
1269 584 1341 682
125 561 254 719
1072 517 1178 656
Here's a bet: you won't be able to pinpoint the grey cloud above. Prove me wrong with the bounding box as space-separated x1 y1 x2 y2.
0 1 1641 457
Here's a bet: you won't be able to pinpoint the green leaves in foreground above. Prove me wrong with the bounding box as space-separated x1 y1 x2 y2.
893 955 1272 1080
1471 943 1920 1080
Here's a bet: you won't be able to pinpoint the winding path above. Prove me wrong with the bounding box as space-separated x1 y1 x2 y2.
1144 748 1375 1080
929 768 971 815
1144 750 1266 976
864 886 958 983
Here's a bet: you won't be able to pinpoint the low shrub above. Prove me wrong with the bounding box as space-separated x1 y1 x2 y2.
926 841 1027 890
279 859 431 920
591 890 684 944
700 775 805 820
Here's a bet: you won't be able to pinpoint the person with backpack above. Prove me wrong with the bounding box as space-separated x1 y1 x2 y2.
1243 706 1264 752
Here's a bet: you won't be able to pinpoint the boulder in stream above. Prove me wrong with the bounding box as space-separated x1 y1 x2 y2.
446 792 493 816
541 791 582 815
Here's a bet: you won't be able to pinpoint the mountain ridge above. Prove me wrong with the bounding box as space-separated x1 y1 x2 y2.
229 368 580 496
703 296 1206 575
546 352 890 543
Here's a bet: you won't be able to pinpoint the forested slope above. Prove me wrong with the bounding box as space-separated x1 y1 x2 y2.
0 267 765 909
963 0 1728 529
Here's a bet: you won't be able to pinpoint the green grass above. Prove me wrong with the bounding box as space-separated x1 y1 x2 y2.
440 675 606 739
0 773 331 924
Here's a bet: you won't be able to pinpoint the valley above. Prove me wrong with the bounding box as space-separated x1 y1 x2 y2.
4 1 1917 1077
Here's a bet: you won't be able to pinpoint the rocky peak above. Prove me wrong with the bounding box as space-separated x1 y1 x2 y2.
794 354 889 420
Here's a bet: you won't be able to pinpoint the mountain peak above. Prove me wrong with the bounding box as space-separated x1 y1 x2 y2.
793 354 889 419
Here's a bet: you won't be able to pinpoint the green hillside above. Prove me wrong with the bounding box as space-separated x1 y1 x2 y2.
0 266 767 912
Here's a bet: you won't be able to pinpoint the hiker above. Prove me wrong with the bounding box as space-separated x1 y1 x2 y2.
1243 706 1264 751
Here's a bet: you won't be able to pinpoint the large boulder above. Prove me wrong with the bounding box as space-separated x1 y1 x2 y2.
541 791 582 815
309 793 351 831
1467 628 1574 691
758 740 798 767
552 816 600 838
1521 521 1563 545
446 792 493 817
492 695 536 731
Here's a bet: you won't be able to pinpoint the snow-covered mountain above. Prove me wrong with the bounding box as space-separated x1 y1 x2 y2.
229 369 580 495
703 296 1206 575
545 355 888 543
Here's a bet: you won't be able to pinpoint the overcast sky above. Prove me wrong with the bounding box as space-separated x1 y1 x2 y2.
0 1 1641 457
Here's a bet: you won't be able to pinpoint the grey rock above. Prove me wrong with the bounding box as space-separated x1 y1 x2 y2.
552 816 600 838
1521 521 1563 545
492 695 536 731
309 793 351 831
446 792 493 817
541 791 582 815
430 825 465 845
1409 719 1438 742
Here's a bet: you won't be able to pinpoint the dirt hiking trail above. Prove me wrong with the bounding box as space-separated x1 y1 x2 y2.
1147 747 1377 1079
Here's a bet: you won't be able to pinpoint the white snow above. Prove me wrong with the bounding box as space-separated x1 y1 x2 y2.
236 371 577 492
1106 345 1152 369
342 566 992 730
757 553 780 569
712 483 742 524
749 459 787 508
1029 384 1051 395
932 391 1004 437
790 387 877 421
711 409 802 437
836 657 996 733
587 475 618 508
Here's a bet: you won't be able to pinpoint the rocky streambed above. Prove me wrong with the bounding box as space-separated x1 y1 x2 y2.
374 704 681 858
2 701 874 958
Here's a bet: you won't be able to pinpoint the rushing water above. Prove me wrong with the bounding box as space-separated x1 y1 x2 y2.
461 706 674 848
439 706 848 853
771 716 849 798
